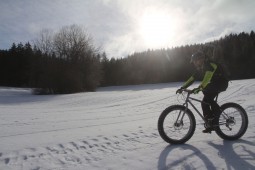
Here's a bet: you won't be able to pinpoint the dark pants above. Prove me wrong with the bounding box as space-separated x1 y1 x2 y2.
202 83 223 119
202 91 221 119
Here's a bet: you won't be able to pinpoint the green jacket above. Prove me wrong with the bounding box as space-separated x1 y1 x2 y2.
182 61 226 91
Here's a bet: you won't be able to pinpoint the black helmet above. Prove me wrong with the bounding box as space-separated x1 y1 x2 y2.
190 51 205 63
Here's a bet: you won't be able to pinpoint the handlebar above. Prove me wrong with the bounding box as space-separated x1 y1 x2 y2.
181 89 193 93
177 87 201 95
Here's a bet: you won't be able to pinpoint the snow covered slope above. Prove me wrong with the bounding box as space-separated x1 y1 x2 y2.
0 79 254 170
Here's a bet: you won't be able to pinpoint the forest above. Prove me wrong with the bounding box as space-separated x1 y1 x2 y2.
0 25 255 94
101 31 255 86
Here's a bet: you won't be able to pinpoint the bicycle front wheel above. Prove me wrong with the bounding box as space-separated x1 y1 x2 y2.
215 102 248 140
158 105 196 144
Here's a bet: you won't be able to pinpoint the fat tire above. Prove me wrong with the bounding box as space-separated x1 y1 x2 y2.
158 105 196 144
215 102 248 140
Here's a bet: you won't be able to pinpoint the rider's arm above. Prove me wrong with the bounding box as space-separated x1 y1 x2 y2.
182 75 195 89
200 63 217 89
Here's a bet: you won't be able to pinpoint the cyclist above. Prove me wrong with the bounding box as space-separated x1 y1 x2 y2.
176 51 229 133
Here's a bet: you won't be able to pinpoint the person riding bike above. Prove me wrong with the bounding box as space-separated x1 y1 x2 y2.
176 51 229 133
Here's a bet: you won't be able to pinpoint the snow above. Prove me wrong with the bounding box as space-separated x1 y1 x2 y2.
0 79 254 170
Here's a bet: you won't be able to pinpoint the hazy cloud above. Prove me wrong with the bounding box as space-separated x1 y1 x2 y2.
0 0 255 58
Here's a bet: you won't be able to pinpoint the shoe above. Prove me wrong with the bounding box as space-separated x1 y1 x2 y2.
202 127 213 133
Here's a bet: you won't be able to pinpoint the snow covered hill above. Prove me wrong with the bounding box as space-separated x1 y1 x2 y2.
0 79 254 170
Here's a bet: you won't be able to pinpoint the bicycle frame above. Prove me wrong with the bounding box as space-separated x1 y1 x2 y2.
180 90 230 125
182 92 207 121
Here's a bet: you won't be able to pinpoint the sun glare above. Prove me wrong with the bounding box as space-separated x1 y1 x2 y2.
139 10 176 48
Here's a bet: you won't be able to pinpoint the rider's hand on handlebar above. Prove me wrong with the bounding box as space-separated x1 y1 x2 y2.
192 87 201 94
176 87 184 94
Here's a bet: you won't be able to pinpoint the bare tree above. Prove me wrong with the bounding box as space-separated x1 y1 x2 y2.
34 29 54 55
33 25 102 93
53 24 97 61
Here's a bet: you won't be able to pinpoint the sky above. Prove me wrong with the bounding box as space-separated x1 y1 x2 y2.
0 0 255 58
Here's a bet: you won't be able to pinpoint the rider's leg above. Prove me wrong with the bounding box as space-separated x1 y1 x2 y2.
201 91 219 133
211 98 221 117
202 82 221 119
201 83 223 133
201 92 218 119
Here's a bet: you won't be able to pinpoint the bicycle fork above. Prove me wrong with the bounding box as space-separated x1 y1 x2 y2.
174 100 189 126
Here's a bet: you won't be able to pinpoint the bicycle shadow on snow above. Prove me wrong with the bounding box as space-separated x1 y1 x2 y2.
157 144 217 170
208 139 255 170
157 139 255 170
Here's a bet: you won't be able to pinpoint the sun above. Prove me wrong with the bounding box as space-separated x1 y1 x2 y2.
139 10 175 48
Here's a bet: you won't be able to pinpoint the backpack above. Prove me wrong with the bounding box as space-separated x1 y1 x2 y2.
215 62 229 91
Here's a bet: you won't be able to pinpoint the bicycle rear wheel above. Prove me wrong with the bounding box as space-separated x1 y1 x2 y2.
215 102 248 140
158 105 196 144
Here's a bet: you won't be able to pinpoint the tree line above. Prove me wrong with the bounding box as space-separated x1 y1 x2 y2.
101 31 255 86
0 26 255 94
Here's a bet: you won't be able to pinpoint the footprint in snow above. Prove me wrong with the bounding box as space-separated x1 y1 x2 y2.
91 138 99 142
4 158 10 164
70 142 80 150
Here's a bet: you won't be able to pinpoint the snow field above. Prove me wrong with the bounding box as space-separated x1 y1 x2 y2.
0 79 254 169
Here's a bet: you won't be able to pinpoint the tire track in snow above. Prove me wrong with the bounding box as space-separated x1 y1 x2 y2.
219 80 254 103
0 95 171 127
0 115 158 138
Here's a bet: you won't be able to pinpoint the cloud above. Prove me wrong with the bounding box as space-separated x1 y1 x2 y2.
0 0 255 57
181 0 255 43
101 0 255 56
